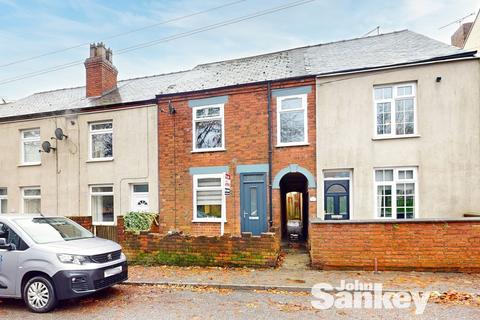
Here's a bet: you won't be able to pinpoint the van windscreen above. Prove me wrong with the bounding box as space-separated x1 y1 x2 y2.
14 217 94 244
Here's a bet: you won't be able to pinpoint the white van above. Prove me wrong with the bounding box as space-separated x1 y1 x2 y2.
0 214 128 313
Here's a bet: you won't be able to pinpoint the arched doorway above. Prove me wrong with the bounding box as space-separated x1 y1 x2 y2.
280 173 309 242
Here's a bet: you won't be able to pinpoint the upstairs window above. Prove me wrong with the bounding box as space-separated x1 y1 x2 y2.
193 174 225 221
192 104 224 152
22 187 41 214
277 94 308 146
375 168 417 219
0 188 7 214
21 128 41 165
374 83 416 138
89 121 113 160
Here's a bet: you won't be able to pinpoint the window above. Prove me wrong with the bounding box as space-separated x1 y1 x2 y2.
22 187 41 214
374 168 417 219
277 94 308 146
21 128 41 164
90 185 114 224
374 83 416 138
193 174 225 221
0 222 29 251
131 184 149 212
0 188 7 214
89 121 113 160
192 104 224 152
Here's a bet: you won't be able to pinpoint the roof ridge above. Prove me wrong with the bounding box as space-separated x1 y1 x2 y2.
195 29 409 68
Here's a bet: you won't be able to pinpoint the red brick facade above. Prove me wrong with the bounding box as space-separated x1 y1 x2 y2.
310 220 480 272
157 78 316 237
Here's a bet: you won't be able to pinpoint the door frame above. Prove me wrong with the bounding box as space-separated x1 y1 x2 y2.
240 172 267 235
323 170 353 219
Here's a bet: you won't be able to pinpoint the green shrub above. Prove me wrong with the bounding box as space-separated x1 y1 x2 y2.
124 212 158 233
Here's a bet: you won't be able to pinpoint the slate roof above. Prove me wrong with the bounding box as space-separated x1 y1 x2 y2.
0 30 476 120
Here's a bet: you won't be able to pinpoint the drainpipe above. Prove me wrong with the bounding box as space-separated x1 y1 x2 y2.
267 82 273 228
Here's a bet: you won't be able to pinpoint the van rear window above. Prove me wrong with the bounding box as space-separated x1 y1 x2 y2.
14 217 94 244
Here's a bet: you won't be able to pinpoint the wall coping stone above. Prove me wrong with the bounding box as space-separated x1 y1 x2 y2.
310 217 480 224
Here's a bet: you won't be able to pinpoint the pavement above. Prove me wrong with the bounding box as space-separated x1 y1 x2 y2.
126 247 480 294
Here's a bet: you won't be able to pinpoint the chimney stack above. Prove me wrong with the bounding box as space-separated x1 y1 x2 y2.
451 22 473 48
84 43 118 97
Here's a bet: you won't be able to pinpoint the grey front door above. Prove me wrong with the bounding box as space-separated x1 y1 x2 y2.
240 173 267 235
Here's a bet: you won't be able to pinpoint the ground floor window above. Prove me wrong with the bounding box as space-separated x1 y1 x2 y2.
375 167 417 219
0 188 7 213
131 183 149 212
90 185 114 224
193 174 225 221
22 187 41 214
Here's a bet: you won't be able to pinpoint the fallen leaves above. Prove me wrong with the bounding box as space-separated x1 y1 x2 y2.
430 290 480 306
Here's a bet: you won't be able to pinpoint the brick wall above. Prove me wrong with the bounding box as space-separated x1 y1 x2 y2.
310 219 480 272
157 78 316 236
117 216 279 267
85 56 118 97
68 216 93 232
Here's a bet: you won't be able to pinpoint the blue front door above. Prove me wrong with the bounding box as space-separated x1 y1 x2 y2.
240 173 267 235
324 180 350 220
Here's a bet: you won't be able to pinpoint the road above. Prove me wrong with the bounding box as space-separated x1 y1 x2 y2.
1 284 479 319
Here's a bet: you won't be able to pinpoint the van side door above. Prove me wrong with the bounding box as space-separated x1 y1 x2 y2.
0 221 25 297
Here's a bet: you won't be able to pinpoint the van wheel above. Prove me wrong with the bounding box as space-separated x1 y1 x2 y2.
23 276 57 313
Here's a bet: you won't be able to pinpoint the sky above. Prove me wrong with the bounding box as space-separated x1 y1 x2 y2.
0 0 478 101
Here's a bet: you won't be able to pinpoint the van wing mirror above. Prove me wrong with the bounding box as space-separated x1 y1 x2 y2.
0 238 13 250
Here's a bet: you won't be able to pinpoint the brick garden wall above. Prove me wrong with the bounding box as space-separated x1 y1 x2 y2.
310 219 480 272
68 216 93 232
117 216 279 267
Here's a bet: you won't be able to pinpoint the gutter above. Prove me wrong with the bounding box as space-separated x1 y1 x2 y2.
0 99 156 124
267 82 273 228
316 53 478 78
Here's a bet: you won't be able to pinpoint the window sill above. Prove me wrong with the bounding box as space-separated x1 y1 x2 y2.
86 158 114 163
275 143 309 148
92 222 116 226
372 134 420 141
192 219 226 223
18 163 41 167
191 148 226 154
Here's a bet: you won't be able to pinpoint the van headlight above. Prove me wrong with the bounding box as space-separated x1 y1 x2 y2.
57 254 90 265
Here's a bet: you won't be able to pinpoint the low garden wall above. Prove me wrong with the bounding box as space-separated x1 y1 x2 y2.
68 216 93 232
310 218 480 272
117 217 280 267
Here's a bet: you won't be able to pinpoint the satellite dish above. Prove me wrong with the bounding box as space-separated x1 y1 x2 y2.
41 141 56 153
54 128 68 140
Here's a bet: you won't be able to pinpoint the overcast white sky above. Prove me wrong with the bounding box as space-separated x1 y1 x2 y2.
0 0 478 101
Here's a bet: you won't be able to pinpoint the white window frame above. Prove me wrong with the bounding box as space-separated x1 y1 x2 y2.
89 184 115 225
20 128 41 165
0 188 7 214
373 82 417 139
276 94 308 147
192 173 226 223
373 167 418 219
192 104 225 152
130 183 149 212
89 121 113 161
21 187 41 214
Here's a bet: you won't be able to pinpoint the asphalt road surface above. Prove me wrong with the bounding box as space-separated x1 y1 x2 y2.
1 284 479 319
